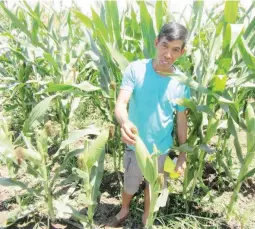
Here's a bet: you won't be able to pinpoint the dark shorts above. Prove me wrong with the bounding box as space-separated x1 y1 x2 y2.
123 147 167 195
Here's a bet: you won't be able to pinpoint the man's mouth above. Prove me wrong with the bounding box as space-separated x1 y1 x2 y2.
160 60 169 65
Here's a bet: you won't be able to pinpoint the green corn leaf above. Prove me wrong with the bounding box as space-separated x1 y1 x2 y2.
0 3 32 39
168 73 233 104
224 0 239 23
228 118 243 163
72 168 89 182
204 116 219 144
196 105 215 117
140 1 156 57
46 82 100 93
241 168 255 182
36 129 48 156
106 43 129 72
238 37 255 72
84 130 109 169
135 136 156 184
23 149 42 164
244 17 255 39
91 7 109 42
0 178 32 192
155 0 167 33
54 200 88 221
245 103 255 153
23 95 58 134
43 52 59 71
210 75 227 92
73 10 93 29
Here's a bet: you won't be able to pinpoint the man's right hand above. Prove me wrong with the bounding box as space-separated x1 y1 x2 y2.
120 121 138 146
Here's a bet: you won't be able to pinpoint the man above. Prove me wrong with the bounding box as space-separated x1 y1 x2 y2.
109 22 190 227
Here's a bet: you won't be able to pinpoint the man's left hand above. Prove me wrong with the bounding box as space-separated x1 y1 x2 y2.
174 153 186 176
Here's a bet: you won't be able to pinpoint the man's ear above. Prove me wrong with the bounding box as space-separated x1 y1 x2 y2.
181 47 186 55
154 38 159 47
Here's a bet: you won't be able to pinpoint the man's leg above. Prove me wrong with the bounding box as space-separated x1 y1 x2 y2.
115 191 133 219
107 148 143 226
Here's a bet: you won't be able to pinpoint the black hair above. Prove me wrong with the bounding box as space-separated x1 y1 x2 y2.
158 22 188 49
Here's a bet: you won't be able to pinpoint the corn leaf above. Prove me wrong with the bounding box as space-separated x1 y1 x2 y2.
140 1 156 57
245 103 255 153
84 130 109 169
91 7 109 42
228 117 243 163
224 0 239 23
238 37 255 72
73 10 93 29
46 82 100 93
23 95 58 134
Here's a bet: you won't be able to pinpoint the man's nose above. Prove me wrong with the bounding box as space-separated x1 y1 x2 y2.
165 50 172 59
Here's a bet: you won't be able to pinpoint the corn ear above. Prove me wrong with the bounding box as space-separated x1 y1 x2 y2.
135 136 157 184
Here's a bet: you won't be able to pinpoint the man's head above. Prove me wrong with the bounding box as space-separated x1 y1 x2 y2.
154 22 188 72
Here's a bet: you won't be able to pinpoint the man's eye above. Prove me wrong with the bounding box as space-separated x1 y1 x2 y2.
173 49 179 52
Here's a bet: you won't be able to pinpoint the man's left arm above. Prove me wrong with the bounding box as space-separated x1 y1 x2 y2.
175 110 188 174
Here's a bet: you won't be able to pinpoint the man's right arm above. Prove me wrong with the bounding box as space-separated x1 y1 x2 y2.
115 89 137 145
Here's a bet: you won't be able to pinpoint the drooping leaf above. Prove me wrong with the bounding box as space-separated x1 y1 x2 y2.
23 95 58 134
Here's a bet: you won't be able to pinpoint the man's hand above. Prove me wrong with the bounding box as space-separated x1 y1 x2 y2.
120 121 138 146
174 152 186 176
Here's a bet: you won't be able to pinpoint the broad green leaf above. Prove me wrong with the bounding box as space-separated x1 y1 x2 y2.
46 82 100 93
174 143 194 153
245 103 255 153
54 200 88 221
58 127 100 151
91 7 109 42
24 149 42 164
23 95 58 134
140 1 156 57
204 117 219 144
155 0 167 33
84 130 109 169
43 52 59 70
238 37 255 72
199 144 216 153
0 3 32 39
241 168 255 182
73 10 93 29
244 17 255 39
228 117 243 163
196 105 215 117
0 178 30 191
224 0 239 23
106 43 129 72
72 168 89 182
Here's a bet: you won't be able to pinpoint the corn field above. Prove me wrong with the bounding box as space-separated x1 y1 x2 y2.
0 0 254 228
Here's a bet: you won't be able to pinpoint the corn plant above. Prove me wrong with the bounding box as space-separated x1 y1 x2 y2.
227 102 255 218
0 2 101 143
134 135 168 228
0 97 109 227
76 130 109 225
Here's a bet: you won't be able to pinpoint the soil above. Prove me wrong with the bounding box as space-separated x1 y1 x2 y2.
1 131 255 229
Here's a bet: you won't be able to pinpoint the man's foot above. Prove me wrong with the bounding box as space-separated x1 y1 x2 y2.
106 209 129 227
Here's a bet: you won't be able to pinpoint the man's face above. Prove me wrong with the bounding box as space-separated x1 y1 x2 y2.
154 37 185 70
